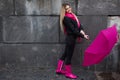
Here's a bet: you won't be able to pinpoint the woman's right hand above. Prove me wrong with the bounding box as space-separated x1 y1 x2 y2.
84 35 89 40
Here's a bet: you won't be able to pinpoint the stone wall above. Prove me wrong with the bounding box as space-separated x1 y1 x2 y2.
0 0 120 72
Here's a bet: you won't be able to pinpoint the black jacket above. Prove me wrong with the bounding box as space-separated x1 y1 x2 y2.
63 16 84 38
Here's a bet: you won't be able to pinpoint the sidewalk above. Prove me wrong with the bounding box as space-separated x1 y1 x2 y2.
0 67 120 80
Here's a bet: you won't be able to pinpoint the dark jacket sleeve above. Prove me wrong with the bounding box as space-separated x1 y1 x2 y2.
80 24 84 30
63 17 84 38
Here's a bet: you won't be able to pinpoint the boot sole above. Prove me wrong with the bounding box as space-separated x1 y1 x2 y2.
56 72 65 75
65 76 77 79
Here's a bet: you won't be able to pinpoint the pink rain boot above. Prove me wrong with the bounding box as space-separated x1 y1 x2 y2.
65 65 77 79
56 60 66 75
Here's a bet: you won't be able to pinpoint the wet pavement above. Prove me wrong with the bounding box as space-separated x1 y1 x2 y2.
0 67 120 80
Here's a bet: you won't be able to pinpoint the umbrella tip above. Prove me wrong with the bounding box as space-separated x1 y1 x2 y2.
114 23 117 25
111 24 117 27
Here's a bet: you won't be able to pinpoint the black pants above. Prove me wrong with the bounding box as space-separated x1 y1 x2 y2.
60 35 77 65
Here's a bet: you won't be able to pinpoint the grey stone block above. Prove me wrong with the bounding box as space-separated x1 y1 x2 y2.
3 16 59 42
78 0 120 15
0 44 64 67
15 0 62 15
0 43 97 71
106 45 119 72
0 43 87 70
0 0 13 16
0 16 3 42
118 44 120 73
0 44 2 65
15 0 76 15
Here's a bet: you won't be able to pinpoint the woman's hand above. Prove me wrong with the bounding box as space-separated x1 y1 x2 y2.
80 30 89 40
84 35 89 40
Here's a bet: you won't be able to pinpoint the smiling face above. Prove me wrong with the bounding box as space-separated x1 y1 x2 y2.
65 5 72 13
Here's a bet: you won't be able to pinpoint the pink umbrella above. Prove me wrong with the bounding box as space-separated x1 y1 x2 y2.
82 24 118 66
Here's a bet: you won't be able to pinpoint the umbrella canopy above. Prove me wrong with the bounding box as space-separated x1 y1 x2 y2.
82 24 118 66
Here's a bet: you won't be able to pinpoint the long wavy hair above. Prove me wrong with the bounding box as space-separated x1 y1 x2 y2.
60 3 69 32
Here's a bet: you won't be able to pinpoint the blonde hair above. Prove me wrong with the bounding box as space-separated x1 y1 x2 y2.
60 3 69 32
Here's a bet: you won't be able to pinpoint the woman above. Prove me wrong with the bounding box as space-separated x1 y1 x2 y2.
56 3 89 79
